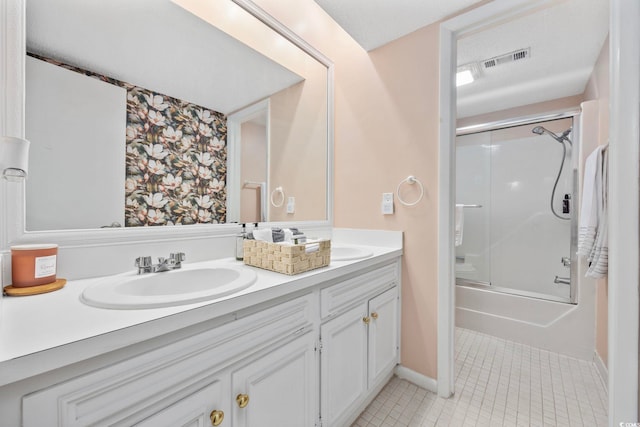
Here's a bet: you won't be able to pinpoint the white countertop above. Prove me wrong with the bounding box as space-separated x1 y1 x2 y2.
0 232 401 387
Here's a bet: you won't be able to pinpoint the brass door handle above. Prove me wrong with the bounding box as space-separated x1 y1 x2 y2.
363 316 370 325
236 393 250 408
210 410 224 426
371 312 379 320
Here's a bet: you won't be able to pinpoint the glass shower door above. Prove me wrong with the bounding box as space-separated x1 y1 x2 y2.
455 119 573 301
455 131 492 285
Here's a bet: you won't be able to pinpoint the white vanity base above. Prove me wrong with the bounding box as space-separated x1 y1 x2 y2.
0 232 402 427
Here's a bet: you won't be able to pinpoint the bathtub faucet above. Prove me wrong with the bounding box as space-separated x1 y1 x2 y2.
554 275 570 285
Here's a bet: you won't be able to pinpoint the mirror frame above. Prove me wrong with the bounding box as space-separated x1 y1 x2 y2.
0 0 334 249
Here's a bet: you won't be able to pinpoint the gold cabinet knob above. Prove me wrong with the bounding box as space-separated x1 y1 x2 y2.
236 393 250 409
371 312 379 320
363 316 370 325
210 410 224 426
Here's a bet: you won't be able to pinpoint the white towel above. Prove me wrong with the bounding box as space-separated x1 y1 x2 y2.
304 243 320 253
586 147 608 278
577 145 608 278
252 227 274 243
277 240 320 253
455 204 464 247
577 146 602 256
283 228 294 243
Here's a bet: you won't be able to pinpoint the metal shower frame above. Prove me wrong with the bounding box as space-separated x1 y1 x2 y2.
456 109 580 304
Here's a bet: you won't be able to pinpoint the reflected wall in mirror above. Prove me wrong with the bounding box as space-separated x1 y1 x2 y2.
25 0 329 231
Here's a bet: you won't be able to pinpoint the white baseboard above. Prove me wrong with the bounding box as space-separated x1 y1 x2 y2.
394 365 438 394
593 350 608 391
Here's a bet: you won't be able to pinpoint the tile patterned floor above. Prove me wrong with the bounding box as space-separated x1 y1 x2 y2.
352 328 608 427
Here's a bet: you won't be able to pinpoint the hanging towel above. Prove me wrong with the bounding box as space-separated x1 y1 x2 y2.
455 204 464 247
586 147 608 278
577 145 608 278
577 146 603 257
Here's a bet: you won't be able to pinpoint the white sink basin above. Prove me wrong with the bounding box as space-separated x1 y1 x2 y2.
331 245 374 261
81 266 257 309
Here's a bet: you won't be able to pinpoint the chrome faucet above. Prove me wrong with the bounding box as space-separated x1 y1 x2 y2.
135 252 186 274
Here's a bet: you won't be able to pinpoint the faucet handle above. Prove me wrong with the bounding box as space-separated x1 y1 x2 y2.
135 256 152 267
170 252 186 262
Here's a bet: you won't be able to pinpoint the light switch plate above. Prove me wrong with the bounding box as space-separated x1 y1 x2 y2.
286 196 295 214
382 193 394 215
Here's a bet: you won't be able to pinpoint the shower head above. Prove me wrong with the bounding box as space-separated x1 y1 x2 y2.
532 126 572 145
531 126 546 135
532 126 545 135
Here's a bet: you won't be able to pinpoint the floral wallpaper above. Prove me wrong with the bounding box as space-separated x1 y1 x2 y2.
125 88 227 226
29 53 228 226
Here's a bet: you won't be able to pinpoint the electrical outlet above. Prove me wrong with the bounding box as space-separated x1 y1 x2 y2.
382 193 394 215
286 196 295 214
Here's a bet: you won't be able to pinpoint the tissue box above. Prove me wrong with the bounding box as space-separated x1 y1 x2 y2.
243 239 331 275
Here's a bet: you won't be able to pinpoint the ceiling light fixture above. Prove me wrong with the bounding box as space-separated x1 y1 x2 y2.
456 69 474 87
456 63 480 87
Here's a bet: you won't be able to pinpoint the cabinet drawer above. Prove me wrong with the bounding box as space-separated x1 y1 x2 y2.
23 294 313 427
320 263 398 319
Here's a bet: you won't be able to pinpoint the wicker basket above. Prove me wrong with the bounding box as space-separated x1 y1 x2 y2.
243 239 331 275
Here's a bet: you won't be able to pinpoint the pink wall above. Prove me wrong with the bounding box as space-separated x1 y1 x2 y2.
584 36 610 367
252 0 442 378
269 76 328 222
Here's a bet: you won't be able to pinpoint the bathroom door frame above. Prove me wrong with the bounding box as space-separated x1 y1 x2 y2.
437 0 640 422
436 0 549 398
227 98 271 223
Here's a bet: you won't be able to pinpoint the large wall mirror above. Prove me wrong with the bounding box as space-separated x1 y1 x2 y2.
23 0 331 232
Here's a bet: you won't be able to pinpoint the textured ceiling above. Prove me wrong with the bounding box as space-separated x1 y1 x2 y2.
457 0 609 118
313 0 484 51
315 0 609 118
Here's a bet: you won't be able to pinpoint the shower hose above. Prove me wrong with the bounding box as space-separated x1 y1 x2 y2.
551 141 571 221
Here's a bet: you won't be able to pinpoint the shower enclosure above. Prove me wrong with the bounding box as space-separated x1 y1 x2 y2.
455 116 577 303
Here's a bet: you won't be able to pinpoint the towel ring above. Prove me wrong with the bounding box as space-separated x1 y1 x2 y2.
270 186 285 208
396 175 424 207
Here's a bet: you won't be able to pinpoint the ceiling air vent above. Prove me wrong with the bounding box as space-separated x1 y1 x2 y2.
482 48 530 70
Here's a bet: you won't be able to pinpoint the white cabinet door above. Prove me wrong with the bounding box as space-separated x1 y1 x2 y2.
320 302 369 427
136 378 230 427
232 331 317 427
22 295 315 427
367 287 399 387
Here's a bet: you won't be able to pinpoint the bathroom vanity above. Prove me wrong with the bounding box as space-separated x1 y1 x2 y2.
0 239 401 427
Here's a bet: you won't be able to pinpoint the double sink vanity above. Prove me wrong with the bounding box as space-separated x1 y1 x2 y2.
0 232 402 427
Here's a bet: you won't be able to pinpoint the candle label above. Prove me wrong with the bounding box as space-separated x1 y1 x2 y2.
34 255 57 278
